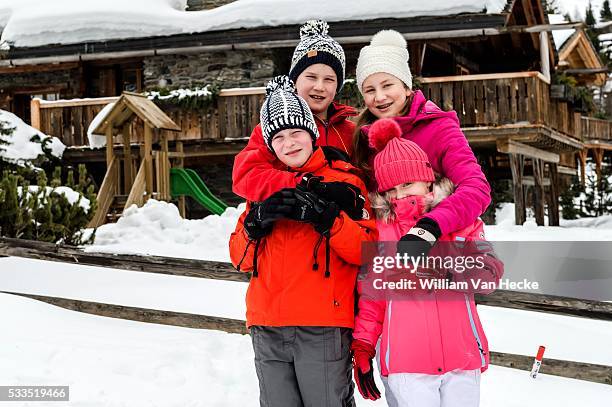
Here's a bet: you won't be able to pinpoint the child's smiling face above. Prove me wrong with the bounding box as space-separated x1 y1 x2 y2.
362 72 412 119
387 181 431 200
295 64 337 118
271 128 314 168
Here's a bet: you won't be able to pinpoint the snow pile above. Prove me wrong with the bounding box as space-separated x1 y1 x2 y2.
0 290 611 406
0 109 65 165
84 198 612 261
86 102 115 148
17 185 91 212
85 199 246 262
0 0 506 49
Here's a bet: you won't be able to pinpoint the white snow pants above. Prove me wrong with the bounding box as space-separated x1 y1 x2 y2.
385 369 481 407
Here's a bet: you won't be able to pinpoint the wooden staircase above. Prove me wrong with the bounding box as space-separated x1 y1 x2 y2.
106 195 128 223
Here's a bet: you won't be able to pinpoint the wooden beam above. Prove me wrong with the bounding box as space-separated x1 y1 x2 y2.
548 162 560 226
105 127 114 167
0 291 248 335
176 141 186 218
122 122 133 195
144 124 153 201
509 153 527 225
532 158 546 226
497 139 560 163
30 98 41 130
488 351 612 385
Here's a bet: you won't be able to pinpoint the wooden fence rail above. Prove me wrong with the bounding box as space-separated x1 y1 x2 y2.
2 237 612 321
1 289 610 385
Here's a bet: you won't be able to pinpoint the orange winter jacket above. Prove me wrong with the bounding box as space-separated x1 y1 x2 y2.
232 102 356 202
229 148 378 328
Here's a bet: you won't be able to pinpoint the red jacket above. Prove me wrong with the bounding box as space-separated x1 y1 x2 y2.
229 148 378 328
232 102 356 202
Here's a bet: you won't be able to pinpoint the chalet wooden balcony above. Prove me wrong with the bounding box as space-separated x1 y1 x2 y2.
30 71 593 155
419 72 584 153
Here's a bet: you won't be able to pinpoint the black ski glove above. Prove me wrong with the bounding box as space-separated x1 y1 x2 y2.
397 217 442 258
290 188 340 235
299 174 366 220
244 189 297 239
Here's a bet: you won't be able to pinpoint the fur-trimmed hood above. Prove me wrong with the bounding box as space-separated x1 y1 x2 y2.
369 177 455 223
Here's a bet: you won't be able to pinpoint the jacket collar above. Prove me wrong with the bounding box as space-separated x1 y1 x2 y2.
291 147 328 174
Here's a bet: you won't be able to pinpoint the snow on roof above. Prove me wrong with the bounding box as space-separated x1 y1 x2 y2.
548 14 576 51
0 0 507 49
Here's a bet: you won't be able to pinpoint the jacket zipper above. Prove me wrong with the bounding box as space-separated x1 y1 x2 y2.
385 300 393 372
464 294 486 367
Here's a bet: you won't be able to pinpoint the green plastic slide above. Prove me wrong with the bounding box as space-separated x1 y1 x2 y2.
170 168 228 215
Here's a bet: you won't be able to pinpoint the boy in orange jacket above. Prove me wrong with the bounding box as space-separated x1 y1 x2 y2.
229 76 377 407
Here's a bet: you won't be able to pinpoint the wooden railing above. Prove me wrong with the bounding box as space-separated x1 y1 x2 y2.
581 116 612 142
419 71 581 139
33 73 606 148
31 88 266 148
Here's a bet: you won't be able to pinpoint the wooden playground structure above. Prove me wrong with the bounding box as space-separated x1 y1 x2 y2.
87 92 227 228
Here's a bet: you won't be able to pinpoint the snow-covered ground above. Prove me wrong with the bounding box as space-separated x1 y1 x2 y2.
1 259 612 406
0 0 507 49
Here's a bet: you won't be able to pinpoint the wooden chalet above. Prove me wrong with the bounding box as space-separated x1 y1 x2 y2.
1 0 611 224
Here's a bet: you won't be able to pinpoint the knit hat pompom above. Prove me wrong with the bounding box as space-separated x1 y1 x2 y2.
370 30 407 50
266 75 296 96
368 118 402 152
299 19 329 40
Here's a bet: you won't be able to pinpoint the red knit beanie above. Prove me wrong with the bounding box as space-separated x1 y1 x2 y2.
368 118 435 192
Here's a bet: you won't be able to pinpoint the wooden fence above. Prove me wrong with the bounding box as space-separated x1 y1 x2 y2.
1 237 611 385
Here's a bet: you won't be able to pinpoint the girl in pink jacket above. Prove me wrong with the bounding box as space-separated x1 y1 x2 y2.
351 118 504 407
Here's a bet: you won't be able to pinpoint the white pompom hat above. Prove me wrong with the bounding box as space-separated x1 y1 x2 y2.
356 30 412 93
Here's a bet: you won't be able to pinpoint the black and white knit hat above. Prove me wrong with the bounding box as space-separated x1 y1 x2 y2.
288 20 345 93
260 76 319 151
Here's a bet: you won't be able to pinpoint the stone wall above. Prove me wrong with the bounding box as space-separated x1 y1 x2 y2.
0 68 81 97
143 49 278 90
186 0 237 11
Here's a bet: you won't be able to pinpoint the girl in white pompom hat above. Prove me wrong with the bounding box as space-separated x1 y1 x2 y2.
350 29 495 407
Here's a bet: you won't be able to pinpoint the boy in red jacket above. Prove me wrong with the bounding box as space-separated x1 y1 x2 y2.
232 20 357 202
230 76 377 407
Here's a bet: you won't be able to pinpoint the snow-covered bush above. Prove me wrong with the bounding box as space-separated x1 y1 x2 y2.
0 165 97 245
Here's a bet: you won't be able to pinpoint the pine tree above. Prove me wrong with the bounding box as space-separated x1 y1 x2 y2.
0 165 97 244
601 0 612 21
544 0 560 14
586 2 597 26
0 119 14 160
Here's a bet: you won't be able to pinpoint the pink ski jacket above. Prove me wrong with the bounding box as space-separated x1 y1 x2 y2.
361 90 491 236
353 193 504 376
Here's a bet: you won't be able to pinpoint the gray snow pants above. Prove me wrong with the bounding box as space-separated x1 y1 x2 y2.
250 325 355 407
